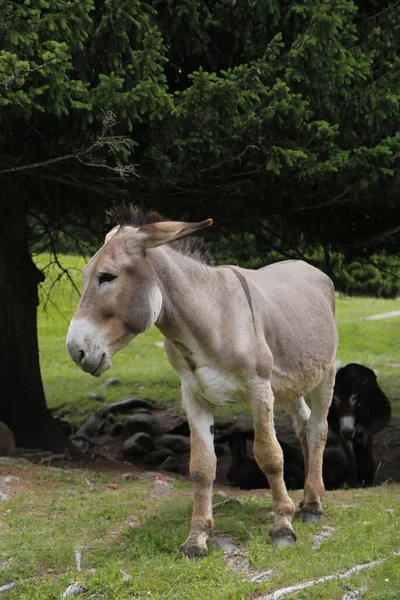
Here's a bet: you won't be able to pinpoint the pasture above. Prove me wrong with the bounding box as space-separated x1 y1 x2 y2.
0 253 399 599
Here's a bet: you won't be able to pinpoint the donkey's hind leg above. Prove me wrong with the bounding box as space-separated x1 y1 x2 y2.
251 381 296 547
285 397 311 479
300 365 336 522
179 387 216 557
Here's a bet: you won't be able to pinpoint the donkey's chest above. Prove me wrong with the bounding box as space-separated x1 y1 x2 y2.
183 365 250 405
164 340 258 405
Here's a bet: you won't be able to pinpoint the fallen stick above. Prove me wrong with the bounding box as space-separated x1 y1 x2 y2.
74 548 82 572
0 582 16 594
259 552 400 600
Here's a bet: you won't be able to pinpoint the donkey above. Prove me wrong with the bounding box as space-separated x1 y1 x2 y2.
328 363 391 486
66 207 338 556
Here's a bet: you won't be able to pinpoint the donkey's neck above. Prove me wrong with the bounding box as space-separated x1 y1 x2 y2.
149 246 218 343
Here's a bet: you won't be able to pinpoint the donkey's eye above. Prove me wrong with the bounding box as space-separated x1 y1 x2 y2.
98 273 117 286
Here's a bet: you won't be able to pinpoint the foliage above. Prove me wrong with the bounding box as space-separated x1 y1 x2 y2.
331 254 400 299
212 235 400 298
1 0 399 254
137 0 400 257
0 0 171 229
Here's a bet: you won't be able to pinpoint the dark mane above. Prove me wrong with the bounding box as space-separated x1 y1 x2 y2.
109 204 214 265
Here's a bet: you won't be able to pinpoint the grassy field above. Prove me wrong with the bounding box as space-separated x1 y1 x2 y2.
1 252 397 599
1 459 400 599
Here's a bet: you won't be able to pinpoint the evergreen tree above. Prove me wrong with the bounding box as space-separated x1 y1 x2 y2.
140 0 400 257
0 0 170 450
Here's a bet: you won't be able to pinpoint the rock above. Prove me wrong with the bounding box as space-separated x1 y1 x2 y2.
103 378 121 388
0 492 9 502
1 476 19 485
85 392 107 402
159 455 188 475
0 422 15 457
98 414 115 435
108 398 154 412
0 457 30 465
123 432 155 457
111 422 125 437
209 534 239 552
214 443 225 457
70 437 91 453
312 526 336 549
214 419 234 431
124 414 157 436
121 472 138 481
143 449 173 466
169 420 190 436
159 434 190 454
56 418 75 438
62 583 85 597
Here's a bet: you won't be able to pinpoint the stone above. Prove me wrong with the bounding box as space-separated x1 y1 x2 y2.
159 455 187 475
214 419 234 431
312 526 336 549
143 449 173 466
85 392 107 402
214 443 225 457
169 420 190 436
0 422 15 457
123 432 155 457
62 583 85 597
103 378 121 388
0 457 29 465
111 422 125 437
159 434 190 454
124 413 157 436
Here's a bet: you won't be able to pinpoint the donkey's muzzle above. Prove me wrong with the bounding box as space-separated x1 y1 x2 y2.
66 319 112 377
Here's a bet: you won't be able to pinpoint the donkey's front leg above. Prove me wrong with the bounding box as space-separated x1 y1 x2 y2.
180 388 216 557
251 382 296 548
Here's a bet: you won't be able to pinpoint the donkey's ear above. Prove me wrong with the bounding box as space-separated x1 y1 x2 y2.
125 219 213 252
104 225 121 244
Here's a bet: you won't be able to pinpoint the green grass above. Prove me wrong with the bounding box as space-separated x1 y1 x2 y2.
0 253 399 598
1 463 400 599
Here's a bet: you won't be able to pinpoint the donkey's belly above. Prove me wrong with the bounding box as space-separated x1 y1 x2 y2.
271 361 329 404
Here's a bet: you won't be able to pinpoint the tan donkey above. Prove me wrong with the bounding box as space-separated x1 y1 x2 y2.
67 206 338 556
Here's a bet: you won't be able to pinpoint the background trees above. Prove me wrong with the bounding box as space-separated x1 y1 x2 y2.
1 0 399 450
0 0 170 450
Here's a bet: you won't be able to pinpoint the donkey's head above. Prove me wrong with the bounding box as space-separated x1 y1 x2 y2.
66 217 212 377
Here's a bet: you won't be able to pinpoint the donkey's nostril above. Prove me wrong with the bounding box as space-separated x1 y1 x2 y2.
78 350 85 364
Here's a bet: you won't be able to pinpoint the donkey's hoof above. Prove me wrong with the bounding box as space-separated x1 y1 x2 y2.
179 541 208 558
269 526 297 548
300 509 322 523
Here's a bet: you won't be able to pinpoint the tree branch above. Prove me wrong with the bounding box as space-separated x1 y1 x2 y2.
0 153 76 175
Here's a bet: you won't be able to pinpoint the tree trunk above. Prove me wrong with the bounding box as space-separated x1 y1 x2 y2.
0 184 71 452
